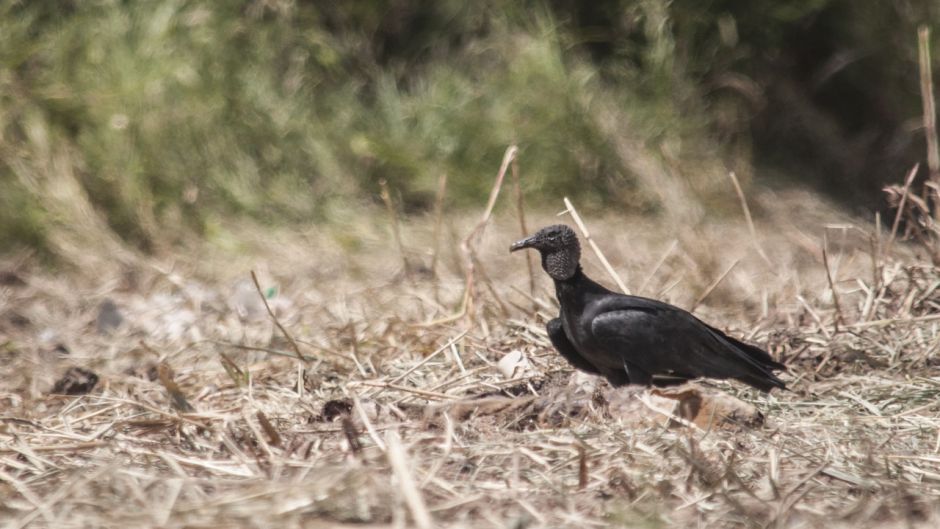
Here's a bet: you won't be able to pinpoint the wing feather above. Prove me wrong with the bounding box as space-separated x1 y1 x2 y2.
589 307 769 380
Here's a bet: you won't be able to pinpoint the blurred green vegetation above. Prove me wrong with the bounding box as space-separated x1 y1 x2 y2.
0 0 935 256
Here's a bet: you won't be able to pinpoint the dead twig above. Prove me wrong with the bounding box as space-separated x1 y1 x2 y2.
511 154 537 308
422 145 517 326
562 196 630 294
385 430 434 529
157 362 194 413
690 259 740 312
919 26 940 220
430 172 448 279
250 270 306 363
380 179 412 278
887 164 920 252
822 232 845 332
728 171 775 271
638 239 678 295
255 411 281 447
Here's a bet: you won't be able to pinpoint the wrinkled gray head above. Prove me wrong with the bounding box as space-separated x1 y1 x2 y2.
510 224 581 280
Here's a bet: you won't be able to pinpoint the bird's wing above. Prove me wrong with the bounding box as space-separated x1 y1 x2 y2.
700 321 785 370
586 298 766 380
546 318 602 375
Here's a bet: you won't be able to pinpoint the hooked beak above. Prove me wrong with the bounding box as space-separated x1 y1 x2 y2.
510 235 537 253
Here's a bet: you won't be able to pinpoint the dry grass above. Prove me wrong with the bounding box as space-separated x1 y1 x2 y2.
2 188 940 528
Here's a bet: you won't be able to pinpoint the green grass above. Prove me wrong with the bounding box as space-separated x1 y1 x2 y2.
0 1 929 258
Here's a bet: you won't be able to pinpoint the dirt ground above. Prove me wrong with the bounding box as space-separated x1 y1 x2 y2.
2 190 940 528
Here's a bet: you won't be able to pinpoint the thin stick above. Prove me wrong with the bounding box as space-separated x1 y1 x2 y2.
919 26 940 222
0 470 54 524
797 295 832 340
511 154 537 307
822 232 845 332
353 395 387 452
345 323 368 377
638 239 678 295
690 259 740 312
728 171 775 271
385 430 433 529
11 464 113 529
255 411 282 447
423 146 517 326
371 331 469 398
562 197 630 294
357 381 457 401
0 441 107 453
469 252 510 318
430 173 448 278
379 179 411 277
212 340 325 362
873 211 882 292
888 164 920 251
250 270 305 363
577 444 589 490
469 146 517 246
847 312 940 330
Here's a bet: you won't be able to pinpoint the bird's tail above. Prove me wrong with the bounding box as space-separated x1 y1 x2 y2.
718 330 786 371
738 370 787 392
703 323 787 392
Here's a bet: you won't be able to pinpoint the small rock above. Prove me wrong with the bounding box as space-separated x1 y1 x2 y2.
497 350 532 379
96 299 124 334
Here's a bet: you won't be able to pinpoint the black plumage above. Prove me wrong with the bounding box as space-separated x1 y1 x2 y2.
511 224 786 392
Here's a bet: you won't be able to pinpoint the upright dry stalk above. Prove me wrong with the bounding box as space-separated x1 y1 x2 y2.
430 173 448 278
637 239 678 295
511 154 537 307
919 26 940 222
250 270 305 364
728 171 774 270
563 197 630 294
423 146 517 326
887 164 920 252
459 145 517 320
822 233 845 331
379 179 411 277
690 259 739 312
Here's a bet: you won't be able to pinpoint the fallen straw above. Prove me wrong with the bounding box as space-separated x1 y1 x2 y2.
385 430 433 529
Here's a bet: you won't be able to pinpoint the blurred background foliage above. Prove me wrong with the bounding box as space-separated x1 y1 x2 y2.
0 0 936 257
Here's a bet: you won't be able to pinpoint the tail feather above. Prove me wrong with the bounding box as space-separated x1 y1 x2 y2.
705 323 786 370
738 370 787 392
701 323 787 392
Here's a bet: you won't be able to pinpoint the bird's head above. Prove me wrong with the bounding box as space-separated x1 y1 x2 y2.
510 224 581 280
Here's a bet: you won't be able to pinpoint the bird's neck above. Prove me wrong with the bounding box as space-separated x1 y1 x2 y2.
553 267 613 304
553 266 586 302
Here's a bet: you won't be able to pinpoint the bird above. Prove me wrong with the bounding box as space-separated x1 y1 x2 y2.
510 224 786 392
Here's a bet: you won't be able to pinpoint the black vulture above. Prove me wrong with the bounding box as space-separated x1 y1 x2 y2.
510 224 786 392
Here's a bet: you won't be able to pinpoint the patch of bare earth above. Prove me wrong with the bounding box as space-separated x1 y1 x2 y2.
1 193 939 528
